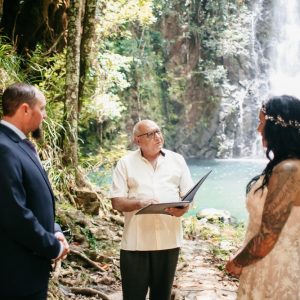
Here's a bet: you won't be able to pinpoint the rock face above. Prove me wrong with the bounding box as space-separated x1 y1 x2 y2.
156 0 271 158
74 188 102 215
159 7 220 158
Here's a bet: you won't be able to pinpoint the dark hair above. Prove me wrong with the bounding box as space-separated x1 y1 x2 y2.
1 83 38 116
247 95 300 193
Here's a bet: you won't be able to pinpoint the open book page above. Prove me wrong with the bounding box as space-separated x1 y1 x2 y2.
136 170 212 215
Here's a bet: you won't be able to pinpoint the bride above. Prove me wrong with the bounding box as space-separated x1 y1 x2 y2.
226 95 300 299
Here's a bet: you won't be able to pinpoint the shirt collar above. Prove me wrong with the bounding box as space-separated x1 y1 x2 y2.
0 120 27 140
139 148 166 158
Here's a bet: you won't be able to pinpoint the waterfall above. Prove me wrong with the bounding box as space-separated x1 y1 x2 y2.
233 0 266 158
216 1 267 159
215 0 300 158
246 0 300 157
269 0 300 98
212 0 300 158
247 0 266 158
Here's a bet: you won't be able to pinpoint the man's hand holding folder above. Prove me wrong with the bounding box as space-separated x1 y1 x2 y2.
165 204 190 216
136 170 212 215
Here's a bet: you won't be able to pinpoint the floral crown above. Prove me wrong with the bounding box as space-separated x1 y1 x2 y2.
261 104 300 129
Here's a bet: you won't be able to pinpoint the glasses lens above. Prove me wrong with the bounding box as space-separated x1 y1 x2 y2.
147 130 161 138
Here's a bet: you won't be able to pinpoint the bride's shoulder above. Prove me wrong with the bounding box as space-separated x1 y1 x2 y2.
274 159 300 174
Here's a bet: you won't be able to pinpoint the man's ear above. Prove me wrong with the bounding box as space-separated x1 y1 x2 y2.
19 103 30 114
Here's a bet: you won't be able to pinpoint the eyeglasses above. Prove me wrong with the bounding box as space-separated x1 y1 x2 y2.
137 129 162 139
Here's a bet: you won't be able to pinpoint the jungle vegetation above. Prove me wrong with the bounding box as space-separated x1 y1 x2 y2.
0 1 248 297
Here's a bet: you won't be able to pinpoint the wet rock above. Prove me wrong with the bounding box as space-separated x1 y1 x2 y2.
196 208 234 224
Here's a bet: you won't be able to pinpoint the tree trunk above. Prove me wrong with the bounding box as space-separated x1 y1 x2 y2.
63 0 83 169
0 0 6 23
78 0 99 112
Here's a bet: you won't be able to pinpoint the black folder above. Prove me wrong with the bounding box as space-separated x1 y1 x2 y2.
136 170 212 215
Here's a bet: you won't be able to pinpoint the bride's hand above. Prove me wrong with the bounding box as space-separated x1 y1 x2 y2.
225 259 242 278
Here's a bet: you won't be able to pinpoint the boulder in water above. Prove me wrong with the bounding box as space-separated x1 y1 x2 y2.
196 208 233 224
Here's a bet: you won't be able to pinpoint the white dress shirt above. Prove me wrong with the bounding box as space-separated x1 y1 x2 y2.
0 120 26 139
110 148 193 251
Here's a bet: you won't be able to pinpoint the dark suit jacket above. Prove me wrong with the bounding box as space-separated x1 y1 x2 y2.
0 124 61 296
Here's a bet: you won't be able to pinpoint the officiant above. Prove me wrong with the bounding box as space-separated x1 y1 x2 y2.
109 119 194 300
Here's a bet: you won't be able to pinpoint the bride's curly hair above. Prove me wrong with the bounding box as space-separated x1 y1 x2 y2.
247 95 300 193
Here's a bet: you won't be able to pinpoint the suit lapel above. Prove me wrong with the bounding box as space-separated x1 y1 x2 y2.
19 142 54 193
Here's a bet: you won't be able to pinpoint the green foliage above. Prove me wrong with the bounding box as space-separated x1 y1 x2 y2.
104 0 252 149
198 60 228 88
217 6 252 57
76 0 158 156
0 39 74 193
81 135 129 190
0 0 252 192
80 52 129 127
77 49 131 156
28 48 67 107
21 47 74 192
81 227 98 250
98 0 157 39
25 47 67 136
207 221 245 271
0 38 25 105
184 217 245 251
185 0 251 91
109 25 172 133
184 216 245 272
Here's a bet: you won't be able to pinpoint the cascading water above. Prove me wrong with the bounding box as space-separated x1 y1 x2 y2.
235 0 300 157
246 0 266 158
248 0 267 157
222 0 266 158
269 0 300 98
210 0 299 159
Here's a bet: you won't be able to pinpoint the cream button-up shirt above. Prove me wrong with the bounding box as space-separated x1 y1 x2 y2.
109 148 193 251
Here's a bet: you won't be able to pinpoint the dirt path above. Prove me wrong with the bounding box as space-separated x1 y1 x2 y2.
109 239 238 300
174 239 238 300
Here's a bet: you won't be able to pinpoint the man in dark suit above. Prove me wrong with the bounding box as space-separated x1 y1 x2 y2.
0 83 69 300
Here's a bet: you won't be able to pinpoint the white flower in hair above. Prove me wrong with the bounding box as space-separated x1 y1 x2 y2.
261 105 300 129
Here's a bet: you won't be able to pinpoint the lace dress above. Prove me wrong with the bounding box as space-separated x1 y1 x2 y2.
237 178 300 300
